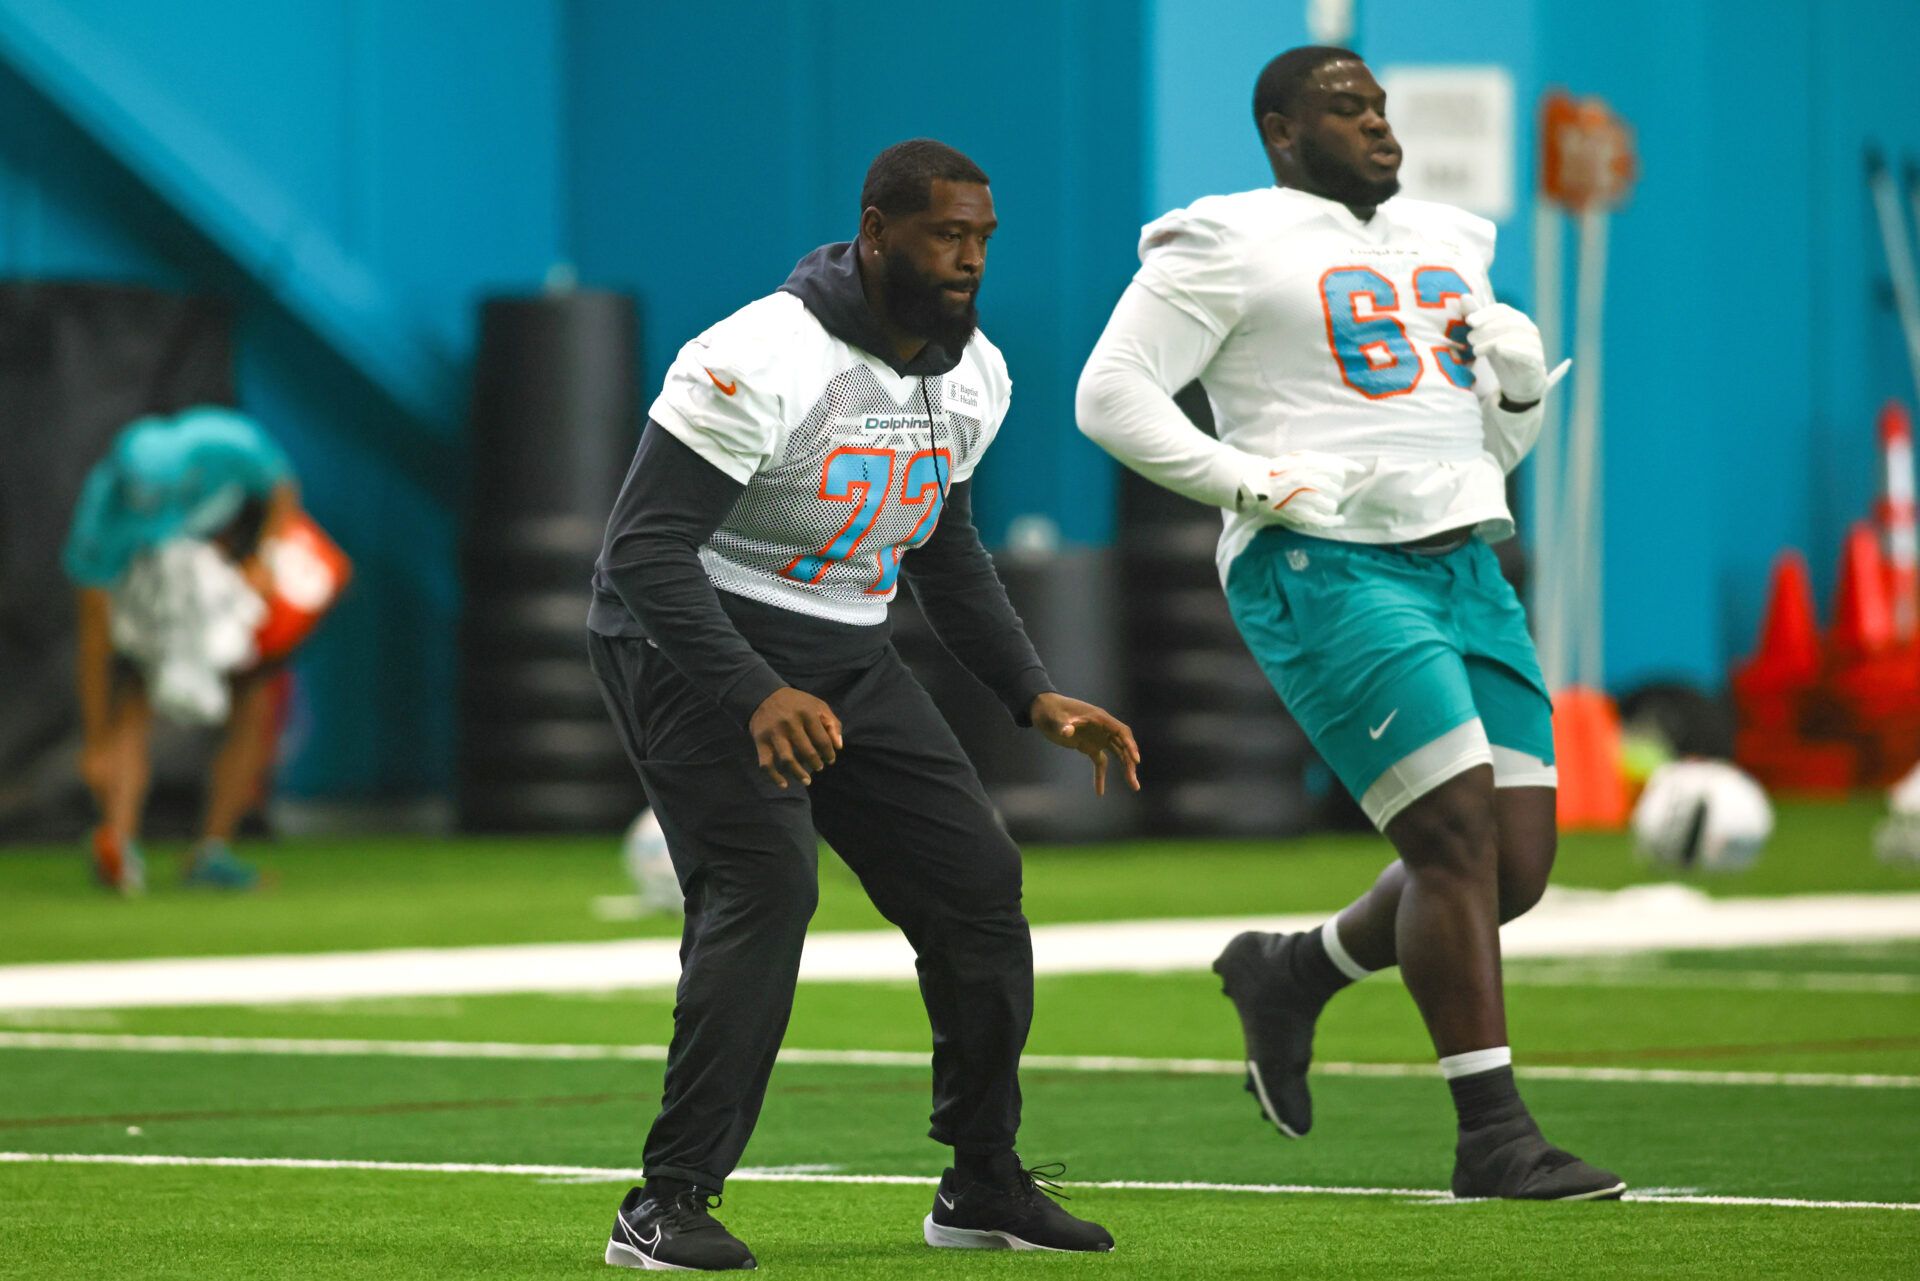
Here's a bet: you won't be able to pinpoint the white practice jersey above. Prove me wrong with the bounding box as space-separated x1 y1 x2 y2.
650 291 1011 626
1129 186 1516 572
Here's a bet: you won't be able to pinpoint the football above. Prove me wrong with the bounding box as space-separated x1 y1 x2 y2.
1631 760 1774 873
622 808 684 915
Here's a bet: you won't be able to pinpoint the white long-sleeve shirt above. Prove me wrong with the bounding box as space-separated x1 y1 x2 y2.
1076 186 1544 581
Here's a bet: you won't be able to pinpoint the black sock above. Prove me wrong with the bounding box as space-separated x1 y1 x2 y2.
1446 1065 1531 1132
1289 927 1355 1002
642 1175 694 1202
955 1149 1020 1185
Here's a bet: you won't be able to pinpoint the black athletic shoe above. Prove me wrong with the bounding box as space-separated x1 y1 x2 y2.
1213 930 1326 1138
1452 1117 1627 1201
605 1184 757 1271
923 1162 1114 1252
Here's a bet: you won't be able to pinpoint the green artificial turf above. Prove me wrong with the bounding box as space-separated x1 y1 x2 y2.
11 944 1919 1075
1 798 1914 966
4 1036 1916 1201
3 812 1919 1277
6 1163 1913 1281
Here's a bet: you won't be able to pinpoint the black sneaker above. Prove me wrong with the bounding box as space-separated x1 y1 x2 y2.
923 1162 1114 1252
1213 930 1325 1138
1452 1117 1627 1201
605 1184 757 1271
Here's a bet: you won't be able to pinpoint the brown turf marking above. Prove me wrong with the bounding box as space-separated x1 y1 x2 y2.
1527 1035 1920 1063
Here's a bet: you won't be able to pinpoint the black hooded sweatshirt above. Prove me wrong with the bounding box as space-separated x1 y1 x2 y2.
587 242 1056 728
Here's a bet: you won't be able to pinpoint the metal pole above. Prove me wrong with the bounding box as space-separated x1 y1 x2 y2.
1868 151 1920 403
1580 209 1611 691
1562 205 1609 690
1532 198 1568 691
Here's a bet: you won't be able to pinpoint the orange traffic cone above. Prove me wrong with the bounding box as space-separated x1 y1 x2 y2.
1553 686 1630 830
1734 550 1822 693
1832 521 1895 658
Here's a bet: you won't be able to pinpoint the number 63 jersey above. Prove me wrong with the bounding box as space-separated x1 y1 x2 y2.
1134 185 1516 565
648 290 1011 627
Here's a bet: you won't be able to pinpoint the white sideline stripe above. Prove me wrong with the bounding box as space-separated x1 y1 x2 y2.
4 886 1920 1011
1 1032 1914 1091
1 1152 1913 1213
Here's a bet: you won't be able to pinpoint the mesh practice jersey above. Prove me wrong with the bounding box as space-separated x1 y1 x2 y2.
1130 186 1516 570
650 291 1011 627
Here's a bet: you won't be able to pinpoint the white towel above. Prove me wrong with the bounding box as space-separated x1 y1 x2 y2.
110 539 266 725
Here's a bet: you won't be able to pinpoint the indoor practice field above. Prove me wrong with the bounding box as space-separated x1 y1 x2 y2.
2 800 1917 1279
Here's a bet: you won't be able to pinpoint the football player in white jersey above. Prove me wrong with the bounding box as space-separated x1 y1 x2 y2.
1076 47 1623 1200
589 140 1136 1268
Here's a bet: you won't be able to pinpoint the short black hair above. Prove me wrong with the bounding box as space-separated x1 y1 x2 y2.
1252 45 1363 126
860 138 989 218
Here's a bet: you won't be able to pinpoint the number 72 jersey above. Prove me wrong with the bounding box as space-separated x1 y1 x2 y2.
646 290 1012 627
1135 185 1505 477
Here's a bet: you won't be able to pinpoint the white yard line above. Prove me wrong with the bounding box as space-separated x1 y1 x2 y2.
1 1151 1912 1212
2 886 1918 1011
1 1031 1913 1091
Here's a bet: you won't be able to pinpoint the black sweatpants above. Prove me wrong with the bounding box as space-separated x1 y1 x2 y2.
587 631 1034 1190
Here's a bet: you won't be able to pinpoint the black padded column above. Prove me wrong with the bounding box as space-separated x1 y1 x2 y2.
459 290 647 832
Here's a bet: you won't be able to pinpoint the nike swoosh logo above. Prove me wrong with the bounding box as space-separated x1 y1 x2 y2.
1369 710 1398 740
705 367 737 396
616 1215 663 1251
938 1193 956 1210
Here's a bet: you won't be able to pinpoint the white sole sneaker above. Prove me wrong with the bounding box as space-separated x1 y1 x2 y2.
605 1238 694 1270
1554 1180 1628 1202
922 1214 1063 1251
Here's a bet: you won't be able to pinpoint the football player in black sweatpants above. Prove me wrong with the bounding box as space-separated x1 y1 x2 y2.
587 139 1140 1271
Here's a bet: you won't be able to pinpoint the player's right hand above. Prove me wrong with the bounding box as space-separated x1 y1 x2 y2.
749 687 843 789
1237 451 1368 531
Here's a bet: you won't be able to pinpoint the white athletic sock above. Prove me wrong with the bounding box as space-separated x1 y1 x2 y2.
1437 1046 1513 1080
1319 921 1374 983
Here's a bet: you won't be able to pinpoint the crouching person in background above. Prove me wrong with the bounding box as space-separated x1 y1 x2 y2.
63 406 348 893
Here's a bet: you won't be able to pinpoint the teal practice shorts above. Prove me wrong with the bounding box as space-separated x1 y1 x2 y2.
1224 527 1556 829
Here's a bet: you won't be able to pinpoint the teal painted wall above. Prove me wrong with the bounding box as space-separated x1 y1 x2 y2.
1137 0 1920 691
563 0 1145 549
0 0 565 797
5 0 1918 797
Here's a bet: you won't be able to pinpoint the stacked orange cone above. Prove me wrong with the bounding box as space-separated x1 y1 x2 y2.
1553 687 1630 829
1732 551 1857 793
1732 550 1821 720
1733 482 1920 791
1827 520 1920 783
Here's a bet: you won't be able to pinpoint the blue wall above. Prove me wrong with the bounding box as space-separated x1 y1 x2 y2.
1137 0 1920 691
6 0 1920 796
0 0 565 798
564 0 1144 549
1532 0 1920 687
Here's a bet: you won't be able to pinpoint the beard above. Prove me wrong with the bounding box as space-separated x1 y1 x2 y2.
1297 132 1400 207
880 248 980 355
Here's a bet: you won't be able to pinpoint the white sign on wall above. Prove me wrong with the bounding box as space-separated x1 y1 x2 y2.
1376 65 1516 221
1307 0 1354 44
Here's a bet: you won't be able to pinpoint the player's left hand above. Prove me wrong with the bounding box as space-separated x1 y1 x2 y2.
1464 302 1556 406
1029 692 1142 796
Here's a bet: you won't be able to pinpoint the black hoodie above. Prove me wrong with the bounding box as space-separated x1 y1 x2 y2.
588 242 1055 728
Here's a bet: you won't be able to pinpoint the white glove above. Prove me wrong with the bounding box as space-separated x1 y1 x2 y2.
1235 450 1367 531
1464 302 1568 406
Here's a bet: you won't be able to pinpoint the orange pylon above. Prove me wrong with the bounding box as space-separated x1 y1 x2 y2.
1553 686 1630 829
1832 521 1896 658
